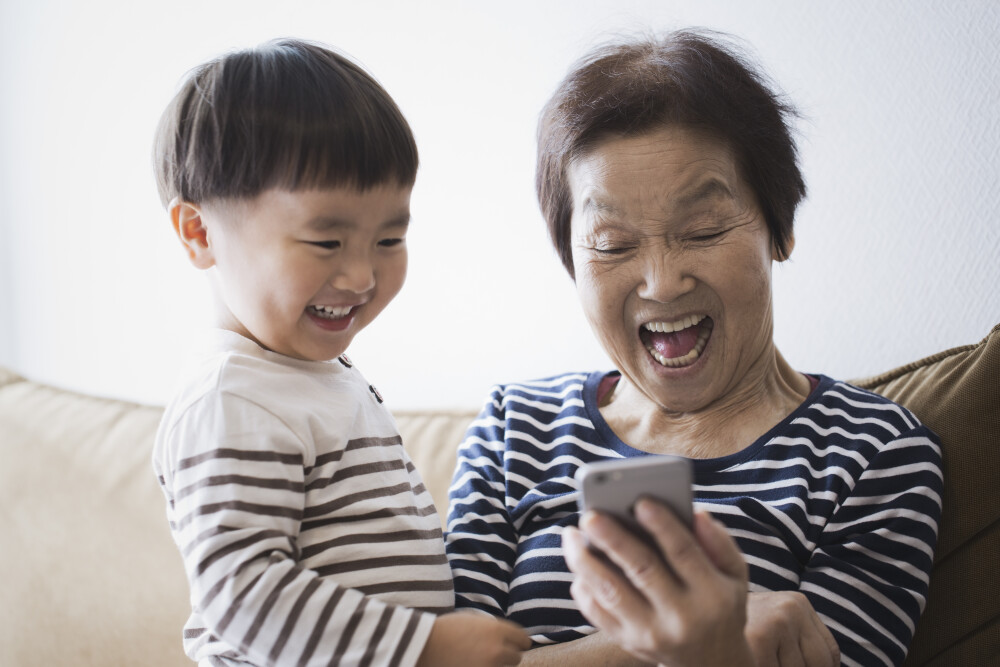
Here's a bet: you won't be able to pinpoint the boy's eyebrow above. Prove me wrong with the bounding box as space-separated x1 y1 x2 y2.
306 212 411 231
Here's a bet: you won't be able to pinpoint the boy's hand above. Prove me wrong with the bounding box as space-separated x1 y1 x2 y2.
417 611 531 666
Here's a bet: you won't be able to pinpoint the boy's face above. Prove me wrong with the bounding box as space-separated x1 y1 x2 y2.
184 185 411 362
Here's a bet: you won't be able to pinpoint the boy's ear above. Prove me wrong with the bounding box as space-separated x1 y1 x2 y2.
169 198 215 270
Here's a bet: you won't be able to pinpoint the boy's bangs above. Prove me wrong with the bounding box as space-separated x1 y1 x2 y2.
246 67 419 194
157 40 418 205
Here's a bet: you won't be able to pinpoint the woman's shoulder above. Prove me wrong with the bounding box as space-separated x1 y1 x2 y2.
482 370 608 406
472 370 609 426
798 374 939 449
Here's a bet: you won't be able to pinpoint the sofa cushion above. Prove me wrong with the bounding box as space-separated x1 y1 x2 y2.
0 368 478 667
0 374 191 667
395 409 477 522
855 322 1000 666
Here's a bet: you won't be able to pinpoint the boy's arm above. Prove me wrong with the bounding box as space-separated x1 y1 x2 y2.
158 392 436 667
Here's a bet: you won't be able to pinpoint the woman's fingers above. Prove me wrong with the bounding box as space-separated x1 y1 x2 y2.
630 500 717 585
575 508 683 598
745 592 838 667
688 509 748 581
563 522 662 637
802 604 840 666
568 576 622 635
567 507 756 667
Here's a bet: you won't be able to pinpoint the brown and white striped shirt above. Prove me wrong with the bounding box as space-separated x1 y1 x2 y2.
153 330 453 666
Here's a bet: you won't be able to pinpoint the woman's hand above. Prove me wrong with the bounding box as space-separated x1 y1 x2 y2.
745 591 840 667
562 501 754 667
417 611 531 667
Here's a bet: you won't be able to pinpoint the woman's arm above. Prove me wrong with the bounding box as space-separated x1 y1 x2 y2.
522 633 654 667
444 391 519 617
797 423 943 665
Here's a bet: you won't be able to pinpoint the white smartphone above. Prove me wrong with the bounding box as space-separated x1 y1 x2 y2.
575 455 694 546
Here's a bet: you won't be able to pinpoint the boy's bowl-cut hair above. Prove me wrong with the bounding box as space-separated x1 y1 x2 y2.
154 38 417 207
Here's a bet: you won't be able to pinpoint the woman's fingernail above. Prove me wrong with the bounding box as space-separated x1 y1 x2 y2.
634 498 658 519
579 510 600 531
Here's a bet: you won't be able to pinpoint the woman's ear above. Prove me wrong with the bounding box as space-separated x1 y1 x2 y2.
773 232 795 262
169 198 215 270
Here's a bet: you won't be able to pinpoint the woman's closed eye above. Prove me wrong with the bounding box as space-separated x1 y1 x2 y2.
689 228 729 243
593 244 635 255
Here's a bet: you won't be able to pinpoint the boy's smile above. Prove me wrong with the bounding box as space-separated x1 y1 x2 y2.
177 185 411 362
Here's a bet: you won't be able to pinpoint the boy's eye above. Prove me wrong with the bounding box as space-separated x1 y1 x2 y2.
378 238 404 247
308 241 340 250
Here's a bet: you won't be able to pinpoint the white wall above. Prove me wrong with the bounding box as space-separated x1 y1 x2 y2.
1 0 998 409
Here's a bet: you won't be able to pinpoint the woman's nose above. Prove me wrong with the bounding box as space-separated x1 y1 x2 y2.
331 254 376 293
635 248 696 303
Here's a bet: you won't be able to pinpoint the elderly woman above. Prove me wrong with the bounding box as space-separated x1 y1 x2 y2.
445 30 943 667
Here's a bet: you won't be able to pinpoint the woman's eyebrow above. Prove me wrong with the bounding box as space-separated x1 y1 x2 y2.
675 178 734 209
581 195 624 218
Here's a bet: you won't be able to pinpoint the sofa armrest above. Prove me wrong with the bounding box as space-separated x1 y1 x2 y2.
855 323 1000 666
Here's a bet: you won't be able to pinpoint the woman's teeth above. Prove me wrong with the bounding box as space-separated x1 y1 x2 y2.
309 305 353 319
644 314 704 333
643 315 712 368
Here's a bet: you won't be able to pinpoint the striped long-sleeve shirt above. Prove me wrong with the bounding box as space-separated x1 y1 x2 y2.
153 330 453 667
445 371 942 667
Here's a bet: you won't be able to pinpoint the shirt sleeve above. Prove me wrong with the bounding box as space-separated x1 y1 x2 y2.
444 387 518 618
801 424 943 667
157 390 435 667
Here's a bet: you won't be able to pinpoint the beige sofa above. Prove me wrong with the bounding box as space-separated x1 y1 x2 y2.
2 324 997 666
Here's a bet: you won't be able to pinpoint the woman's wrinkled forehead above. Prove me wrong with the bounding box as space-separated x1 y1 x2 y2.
567 127 749 224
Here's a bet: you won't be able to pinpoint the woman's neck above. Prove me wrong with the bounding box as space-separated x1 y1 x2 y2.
600 348 811 459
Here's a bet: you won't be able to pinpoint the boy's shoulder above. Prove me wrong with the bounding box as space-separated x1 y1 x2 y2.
164 330 361 425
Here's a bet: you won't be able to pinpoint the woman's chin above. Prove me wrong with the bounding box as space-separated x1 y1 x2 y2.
631 338 720 410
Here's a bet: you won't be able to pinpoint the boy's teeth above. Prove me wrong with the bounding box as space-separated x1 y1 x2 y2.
309 305 352 319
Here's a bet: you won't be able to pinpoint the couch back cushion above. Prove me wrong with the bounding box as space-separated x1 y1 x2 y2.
0 365 477 667
855 323 1000 666
0 371 191 667
395 410 478 521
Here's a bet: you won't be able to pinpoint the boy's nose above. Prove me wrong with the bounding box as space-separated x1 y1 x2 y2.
331 257 376 293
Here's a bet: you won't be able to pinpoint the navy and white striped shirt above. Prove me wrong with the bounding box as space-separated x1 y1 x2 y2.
445 371 942 667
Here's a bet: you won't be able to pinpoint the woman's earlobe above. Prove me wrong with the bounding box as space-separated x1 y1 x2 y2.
170 199 215 270
773 233 795 262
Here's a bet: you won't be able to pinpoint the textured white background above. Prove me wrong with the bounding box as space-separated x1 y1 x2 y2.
1 1 997 409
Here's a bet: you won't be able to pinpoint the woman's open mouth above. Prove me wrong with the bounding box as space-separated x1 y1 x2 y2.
639 315 713 368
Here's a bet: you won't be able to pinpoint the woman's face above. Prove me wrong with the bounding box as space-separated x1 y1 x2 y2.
568 125 783 413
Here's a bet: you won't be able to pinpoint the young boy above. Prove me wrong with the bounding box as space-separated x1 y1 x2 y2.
152 39 529 667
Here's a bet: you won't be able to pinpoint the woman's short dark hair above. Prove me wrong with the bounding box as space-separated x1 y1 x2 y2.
154 38 417 207
537 30 805 277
